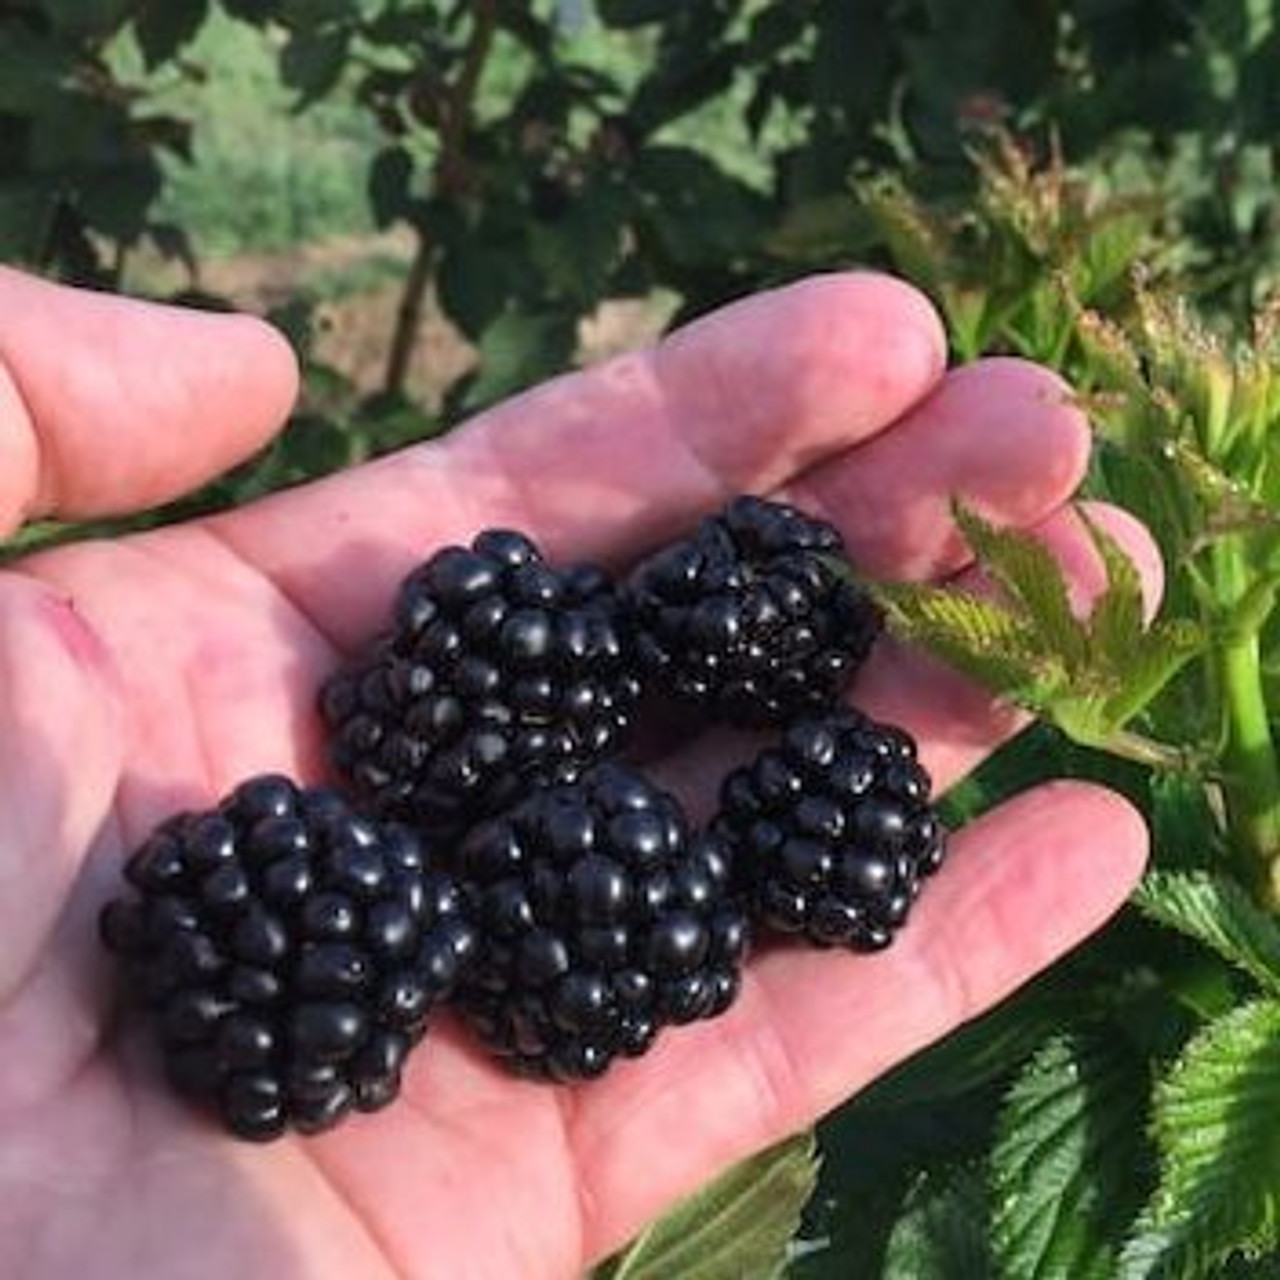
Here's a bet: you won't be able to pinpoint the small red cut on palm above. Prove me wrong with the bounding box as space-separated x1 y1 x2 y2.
0 270 1151 1279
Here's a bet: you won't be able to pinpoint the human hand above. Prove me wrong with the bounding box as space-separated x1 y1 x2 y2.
0 267 1155 1278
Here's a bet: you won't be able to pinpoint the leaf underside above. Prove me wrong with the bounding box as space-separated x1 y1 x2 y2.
591 1131 819 1280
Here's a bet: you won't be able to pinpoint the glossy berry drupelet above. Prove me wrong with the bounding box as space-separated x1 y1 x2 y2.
320 529 642 837
622 495 881 726
453 763 749 1081
99 774 477 1141
712 709 945 951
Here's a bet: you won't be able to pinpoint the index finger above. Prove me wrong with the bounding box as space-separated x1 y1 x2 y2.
207 273 947 648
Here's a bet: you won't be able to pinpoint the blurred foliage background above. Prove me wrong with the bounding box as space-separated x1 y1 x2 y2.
10 0 1280 447
7 2 1280 1277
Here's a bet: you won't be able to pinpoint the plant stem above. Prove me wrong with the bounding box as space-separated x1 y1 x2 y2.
383 0 499 396
1213 538 1280 905
1100 729 1198 772
384 233 433 396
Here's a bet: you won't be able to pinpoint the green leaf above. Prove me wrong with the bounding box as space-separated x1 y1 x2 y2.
0 182 52 262
1216 1252 1280 1279
367 147 414 230
42 0 134 35
218 0 275 21
1076 205 1160 303
882 1163 993 1278
595 0 671 28
79 157 162 243
1120 999 1280 1278
992 1034 1152 1280
134 0 210 69
147 222 198 278
628 35 739 134
436 236 525 341
527 178 632 306
633 147 769 265
1100 621 1203 728
1132 872 1280 994
28 92 121 170
459 308 577 412
857 176 956 298
592 1131 818 1280
820 1084 1004 1200
281 28 349 106
953 504 1088 665
877 582 1037 658
1074 307 1147 397
0 31 75 111
1081 510 1146 661
1168 442 1280 540
1149 773 1228 872
874 583 1049 701
878 501 1202 757
765 195 873 264
278 0 353 25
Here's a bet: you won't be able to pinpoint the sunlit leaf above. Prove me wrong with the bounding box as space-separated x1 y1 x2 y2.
592 1132 818 1280
953 504 1089 665
1121 1000 1280 1278
877 502 1202 758
1132 872 1280 994
1081 510 1147 662
993 1034 1152 1280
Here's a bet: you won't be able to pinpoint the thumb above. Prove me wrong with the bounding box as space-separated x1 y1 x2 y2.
0 267 299 533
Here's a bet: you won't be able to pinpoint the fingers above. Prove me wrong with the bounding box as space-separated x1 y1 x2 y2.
0 268 298 534
569 781 1149 1260
207 272 948 649
0 574 121 1018
209 334 1094 664
785 356 1090 581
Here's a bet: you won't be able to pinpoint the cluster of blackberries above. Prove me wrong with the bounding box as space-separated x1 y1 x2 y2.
100 496 946 1141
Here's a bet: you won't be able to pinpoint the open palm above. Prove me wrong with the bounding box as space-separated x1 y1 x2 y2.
0 268 1153 1279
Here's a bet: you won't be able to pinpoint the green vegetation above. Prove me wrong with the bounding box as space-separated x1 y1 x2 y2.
137 11 380 255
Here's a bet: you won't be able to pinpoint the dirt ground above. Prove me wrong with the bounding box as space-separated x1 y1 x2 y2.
155 231 672 409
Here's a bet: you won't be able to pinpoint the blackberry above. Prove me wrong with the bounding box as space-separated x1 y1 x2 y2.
453 763 748 1081
320 529 642 837
622 495 882 726
713 709 945 951
99 775 477 1141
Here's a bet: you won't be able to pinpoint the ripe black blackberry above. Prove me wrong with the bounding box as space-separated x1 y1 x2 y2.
453 763 749 1081
713 709 945 951
622 495 881 726
99 775 477 1141
320 529 641 837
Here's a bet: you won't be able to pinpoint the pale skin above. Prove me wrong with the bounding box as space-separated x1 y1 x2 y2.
0 266 1158 1279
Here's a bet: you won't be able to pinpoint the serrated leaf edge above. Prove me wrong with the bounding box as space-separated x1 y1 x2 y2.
597 1131 818 1280
1132 871 1280 995
1119 999 1280 1280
